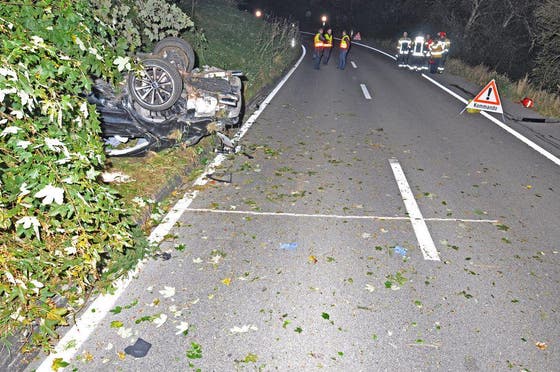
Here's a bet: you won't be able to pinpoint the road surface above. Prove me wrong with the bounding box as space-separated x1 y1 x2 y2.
32 37 560 372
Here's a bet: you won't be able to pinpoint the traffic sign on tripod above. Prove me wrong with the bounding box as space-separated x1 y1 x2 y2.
462 79 503 114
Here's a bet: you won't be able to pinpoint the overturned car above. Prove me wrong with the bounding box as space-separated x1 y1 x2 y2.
88 37 243 156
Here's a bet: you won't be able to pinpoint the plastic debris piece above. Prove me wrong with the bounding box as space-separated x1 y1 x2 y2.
280 242 298 250
394 245 407 257
124 338 152 358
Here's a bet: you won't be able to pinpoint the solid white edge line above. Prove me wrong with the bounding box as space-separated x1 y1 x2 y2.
351 61 357 69
352 41 397 60
360 83 372 100
184 208 498 223
343 37 560 167
421 73 560 167
389 158 440 261
36 45 308 372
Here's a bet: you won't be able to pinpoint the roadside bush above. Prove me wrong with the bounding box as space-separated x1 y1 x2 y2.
92 0 194 52
0 0 141 349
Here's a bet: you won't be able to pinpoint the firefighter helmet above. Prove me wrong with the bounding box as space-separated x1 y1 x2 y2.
438 31 447 38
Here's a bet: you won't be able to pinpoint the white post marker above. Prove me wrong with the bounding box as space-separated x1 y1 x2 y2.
360 83 372 100
351 61 357 69
389 158 440 261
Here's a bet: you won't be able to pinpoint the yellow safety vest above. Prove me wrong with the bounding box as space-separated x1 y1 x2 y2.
340 35 350 50
324 34 333 48
314 33 324 48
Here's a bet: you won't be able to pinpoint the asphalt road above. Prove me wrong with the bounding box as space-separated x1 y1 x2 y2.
32 37 560 371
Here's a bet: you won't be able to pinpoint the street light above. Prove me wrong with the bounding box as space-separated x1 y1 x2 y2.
255 9 262 18
321 15 327 26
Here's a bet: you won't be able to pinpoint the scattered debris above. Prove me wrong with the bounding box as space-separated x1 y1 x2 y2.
393 245 407 257
124 338 152 358
280 242 298 250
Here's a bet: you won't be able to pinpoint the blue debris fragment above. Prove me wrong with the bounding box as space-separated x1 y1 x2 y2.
280 242 298 250
394 245 407 257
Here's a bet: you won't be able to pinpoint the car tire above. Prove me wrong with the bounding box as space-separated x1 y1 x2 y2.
153 37 195 72
128 58 182 112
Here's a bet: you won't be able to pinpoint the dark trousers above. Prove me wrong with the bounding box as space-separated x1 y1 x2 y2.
338 50 348 69
429 58 441 73
397 53 409 67
313 49 323 70
323 47 332 64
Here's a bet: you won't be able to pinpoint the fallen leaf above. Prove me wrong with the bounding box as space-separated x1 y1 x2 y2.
192 257 203 264
230 324 258 333
175 321 190 335
117 327 132 339
153 313 167 328
159 286 176 298
222 277 232 286
365 284 376 292
308 255 318 264
526 185 532 189
536 342 548 350
83 351 94 362
117 351 126 360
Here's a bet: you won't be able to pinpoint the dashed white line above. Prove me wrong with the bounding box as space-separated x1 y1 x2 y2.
36 46 309 372
351 61 357 69
360 83 372 100
389 158 440 261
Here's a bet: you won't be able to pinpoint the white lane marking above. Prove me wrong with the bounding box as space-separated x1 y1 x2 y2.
351 61 357 69
185 208 498 224
36 46 308 372
348 39 560 167
389 159 440 261
422 74 560 167
352 41 397 60
360 83 372 100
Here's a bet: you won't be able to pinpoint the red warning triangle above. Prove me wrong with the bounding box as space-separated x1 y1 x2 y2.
472 79 501 106
464 79 503 114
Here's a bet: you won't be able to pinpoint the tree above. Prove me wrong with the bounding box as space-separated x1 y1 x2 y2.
532 0 560 92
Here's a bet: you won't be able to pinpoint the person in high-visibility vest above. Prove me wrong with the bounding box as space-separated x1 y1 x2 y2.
396 31 411 68
337 30 351 70
313 27 325 70
409 35 425 71
323 28 333 65
429 37 445 73
423 34 433 71
438 31 451 73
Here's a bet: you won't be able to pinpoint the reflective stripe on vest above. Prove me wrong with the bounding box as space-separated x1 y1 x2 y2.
314 33 324 48
398 38 411 54
340 35 350 49
324 34 333 48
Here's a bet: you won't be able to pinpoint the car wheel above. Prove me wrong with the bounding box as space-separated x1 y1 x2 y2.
153 37 195 72
128 58 182 112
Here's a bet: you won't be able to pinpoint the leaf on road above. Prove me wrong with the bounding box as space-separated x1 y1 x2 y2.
186 342 202 359
222 277 232 286
308 255 318 264
242 353 258 363
192 257 203 264
321 312 330 320
295 327 303 333
117 327 132 339
175 321 190 335
51 358 69 371
159 286 176 298
153 313 167 328
365 284 375 292
110 320 123 328
535 342 548 350
230 324 258 333
117 351 126 360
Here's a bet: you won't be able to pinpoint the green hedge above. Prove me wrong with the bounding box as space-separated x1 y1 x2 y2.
0 0 141 348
